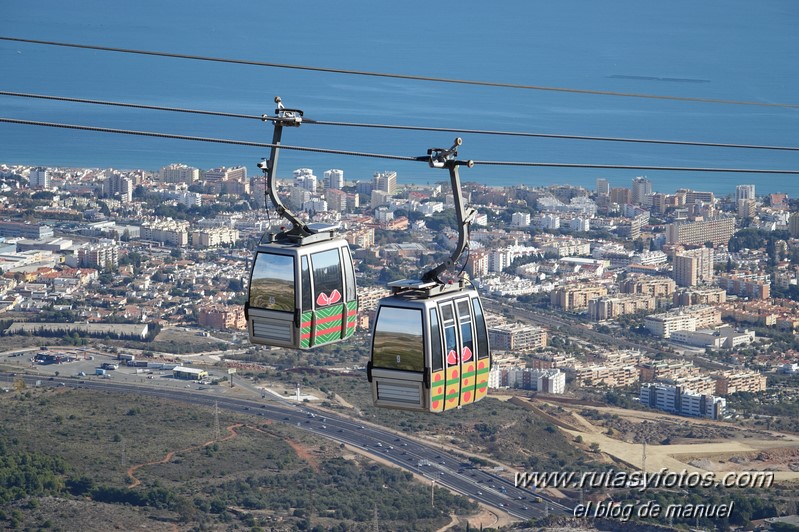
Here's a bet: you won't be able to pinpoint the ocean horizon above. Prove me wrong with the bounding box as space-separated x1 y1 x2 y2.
2 0 798 197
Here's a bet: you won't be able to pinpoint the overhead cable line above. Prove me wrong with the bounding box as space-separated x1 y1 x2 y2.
304 117 799 152
0 90 256 121
4 90 799 153
0 118 420 162
3 117 799 175
2 36 798 109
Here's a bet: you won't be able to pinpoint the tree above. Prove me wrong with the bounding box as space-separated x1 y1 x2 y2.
589 442 601 453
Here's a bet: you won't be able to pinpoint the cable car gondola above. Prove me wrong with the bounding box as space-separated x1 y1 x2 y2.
369 279 490 412
367 139 491 412
246 98 357 349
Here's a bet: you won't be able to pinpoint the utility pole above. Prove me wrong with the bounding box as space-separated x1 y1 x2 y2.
431 479 435 508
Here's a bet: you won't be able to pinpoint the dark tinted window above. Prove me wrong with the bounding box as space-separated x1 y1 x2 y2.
472 297 489 362
249 252 295 312
440 303 458 365
372 307 424 372
342 246 356 301
311 249 343 306
457 299 474 360
430 308 443 372
301 256 312 310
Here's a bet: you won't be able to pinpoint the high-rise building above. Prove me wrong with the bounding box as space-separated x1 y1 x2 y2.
665 217 735 246
610 187 632 205
373 171 397 195
28 167 50 189
596 178 610 195
735 184 756 202
78 241 119 269
324 169 344 190
631 176 652 204
103 174 134 203
293 168 317 193
160 163 200 184
203 166 246 185
673 247 714 287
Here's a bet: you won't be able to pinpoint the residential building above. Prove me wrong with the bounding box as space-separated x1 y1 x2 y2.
190 227 239 249
588 294 656 321
714 371 767 395
735 184 755 202
665 217 735 246
673 286 727 306
77 242 119 269
160 163 200 183
573 364 639 388
102 174 134 203
488 367 566 394
620 275 676 298
29 167 50 188
550 284 608 311
488 323 548 351
323 169 344 189
639 383 725 419
198 305 246 330
373 171 397 195
140 219 189 247
631 176 652 204
715 271 770 300
610 187 632 205
673 247 714 287
644 305 722 338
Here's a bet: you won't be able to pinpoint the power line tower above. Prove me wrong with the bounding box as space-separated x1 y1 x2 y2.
214 401 221 440
642 437 647 474
372 503 379 532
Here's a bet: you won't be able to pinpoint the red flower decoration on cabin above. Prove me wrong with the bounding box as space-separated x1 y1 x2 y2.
446 349 458 365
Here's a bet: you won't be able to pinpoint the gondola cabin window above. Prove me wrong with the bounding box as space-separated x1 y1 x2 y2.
311 249 343 307
249 253 295 312
372 307 424 372
430 308 444 372
472 297 489 362
457 299 475 363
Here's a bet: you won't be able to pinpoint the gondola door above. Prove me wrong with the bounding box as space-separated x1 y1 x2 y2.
301 246 357 348
471 296 491 402
428 306 445 413
439 301 461 412
436 296 482 411
455 298 477 407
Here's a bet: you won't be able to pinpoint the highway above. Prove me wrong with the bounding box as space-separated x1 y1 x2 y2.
7 372 571 522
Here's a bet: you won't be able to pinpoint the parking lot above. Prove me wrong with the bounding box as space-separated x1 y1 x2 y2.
0 346 230 394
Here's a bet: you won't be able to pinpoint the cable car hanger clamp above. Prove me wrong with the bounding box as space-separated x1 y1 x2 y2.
420 138 476 286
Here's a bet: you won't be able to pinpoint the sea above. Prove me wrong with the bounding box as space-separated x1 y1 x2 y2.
2 0 798 197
